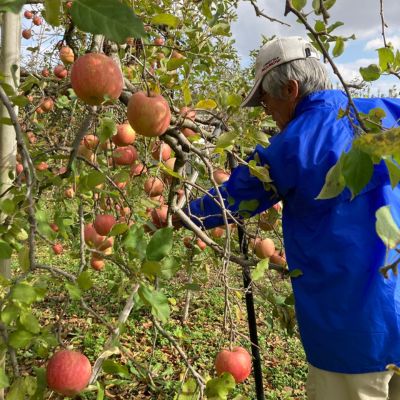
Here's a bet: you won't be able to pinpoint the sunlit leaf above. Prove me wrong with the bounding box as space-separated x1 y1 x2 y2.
353 127 400 158
359 64 381 81
376 206 400 249
316 160 345 199
151 13 180 28
44 0 61 27
196 99 217 110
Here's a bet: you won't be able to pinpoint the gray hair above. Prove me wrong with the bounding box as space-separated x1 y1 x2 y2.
261 58 332 99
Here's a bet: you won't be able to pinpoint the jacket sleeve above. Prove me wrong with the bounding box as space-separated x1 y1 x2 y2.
185 148 281 230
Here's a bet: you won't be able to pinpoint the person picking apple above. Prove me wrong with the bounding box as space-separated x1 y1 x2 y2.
175 36 400 399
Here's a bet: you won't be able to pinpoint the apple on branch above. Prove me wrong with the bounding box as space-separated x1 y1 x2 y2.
215 346 252 383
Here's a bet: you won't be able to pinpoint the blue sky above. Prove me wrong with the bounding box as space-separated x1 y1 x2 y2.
231 0 400 96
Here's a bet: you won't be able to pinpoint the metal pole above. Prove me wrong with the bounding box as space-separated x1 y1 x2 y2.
227 152 265 399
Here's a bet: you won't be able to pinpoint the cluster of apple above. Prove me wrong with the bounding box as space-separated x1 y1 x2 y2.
44 344 252 397
21 9 42 40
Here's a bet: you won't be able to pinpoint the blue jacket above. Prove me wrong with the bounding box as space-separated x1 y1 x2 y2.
186 90 400 373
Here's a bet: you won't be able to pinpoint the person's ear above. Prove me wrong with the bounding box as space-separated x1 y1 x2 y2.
283 80 299 101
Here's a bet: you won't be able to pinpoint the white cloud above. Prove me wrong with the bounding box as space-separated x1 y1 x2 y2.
365 35 400 50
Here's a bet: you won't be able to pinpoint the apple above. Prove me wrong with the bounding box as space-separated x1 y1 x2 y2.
77 144 95 162
15 162 24 175
151 205 169 228
22 29 32 40
66 1 73 8
130 162 147 177
35 162 48 171
196 238 207 251
91 255 105 271
26 131 36 144
270 249 287 266
151 141 171 161
46 350 91 396
127 91 171 137
40 97 54 112
180 106 196 121
54 64 68 79
183 236 193 248
93 214 116 236
64 187 75 198
171 50 184 59
254 238 275 259
84 223 105 248
144 177 164 197
41 68 50 77
180 127 197 138
213 169 230 185
52 243 63 255
112 123 136 146
32 15 42 26
59 46 74 64
35 106 44 115
24 10 33 19
211 227 224 239
71 53 123 105
112 145 138 166
154 37 165 46
96 236 114 253
150 195 164 205
215 347 252 383
50 223 59 232
83 134 99 150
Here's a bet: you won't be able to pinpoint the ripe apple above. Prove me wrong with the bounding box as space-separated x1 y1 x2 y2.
196 238 207 251
211 227 224 239
24 10 33 19
32 15 42 26
40 97 54 112
171 50 184 59
127 91 171 137
213 169 230 185
151 141 171 161
215 347 252 383
93 214 116 236
64 187 75 198
91 255 105 271
270 249 287 266
54 64 68 79
22 29 32 40
77 144 95 162
46 350 91 396
112 123 136 146
50 223 59 232
41 68 50 77
154 37 165 46
144 177 164 197
70 53 123 105
112 145 138 166
96 236 114 253
130 162 147 177
59 46 74 64
15 162 24 175
84 223 105 248
26 131 36 144
35 161 48 171
66 1 73 8
254 238 275 259
35 106 44 115
52 243 63 255
180 127 197 138
151 205 169 228
180 106 196 121
83 134 99 150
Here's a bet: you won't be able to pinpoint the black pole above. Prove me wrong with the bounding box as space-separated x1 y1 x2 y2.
228 153 265 400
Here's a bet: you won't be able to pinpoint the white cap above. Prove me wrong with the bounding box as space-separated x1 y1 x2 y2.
241 36 320 107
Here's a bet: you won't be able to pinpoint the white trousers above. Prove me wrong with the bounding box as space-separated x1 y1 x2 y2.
306 364 400 400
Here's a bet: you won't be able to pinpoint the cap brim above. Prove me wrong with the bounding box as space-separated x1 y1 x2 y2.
241 77 263 108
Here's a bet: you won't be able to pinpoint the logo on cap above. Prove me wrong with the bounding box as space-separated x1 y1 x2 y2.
262 57 281 73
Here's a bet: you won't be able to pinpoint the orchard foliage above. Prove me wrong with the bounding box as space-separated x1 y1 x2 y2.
0 0 399 399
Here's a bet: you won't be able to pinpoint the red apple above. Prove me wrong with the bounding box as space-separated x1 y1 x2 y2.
151 205 169 228
112 123 136 146
59 46 74 64
254 238 275 259
46 350 91 396
144 177 164 196
270 249 287 266
41 68 50 77
181 127 197 138
151 141 171 161
180 106 196 121
93 214 116 236
50 223 59 232
154 37 165 46
22 29 32 40
127 91 171 137
32 15 42 26
211 227 224 239
54 64 68 79
215 347 252 383
213 169 230 185
35 162 48 171
112 145 138 166
52 243 63 255
196 238 207 251
40 97 54 112
15 162 24 175
83 134 99 150
130 162 147 177
84 223 105 248
91 255 105 271
71 53 123 105
24 10 33 19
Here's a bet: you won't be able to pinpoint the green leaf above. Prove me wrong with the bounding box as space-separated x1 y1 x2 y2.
196 99 217 110
138 285 170 323
11 283 37 305
102 360 130 378
332 37 344 57
123 225 147 260
376 206 400 249
248 160 273 183
377 47 395 72
289 268 304 278
353 127 400 158
77 270 93 291
215 131 236 149
359 64 381 81
20 311 40 334
182 80 192 105
205 372 236 399
175 378 199 399
109 222 128 236
0 0 25 13
151 13 180 28
238 199 259 218
384 158 400 189
292 0 307 11
10 95 29 107
0 369 9 389
141 260 162 277
252 259 269 281
31 367 46 400
341 148 373 198
70 0 145 44
86 171 106 189
166 58 186 71
0 199 15 214
210 22 230 36
8 329 33 349
65 283 82 300
327 21 344 33
0 241 12 259
316 160 345 199
98 116 116 143
160 256 180 280
44 0 61 26
314 20 326 33
96 381 105 400
1 304 20 325
146 227 173 261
